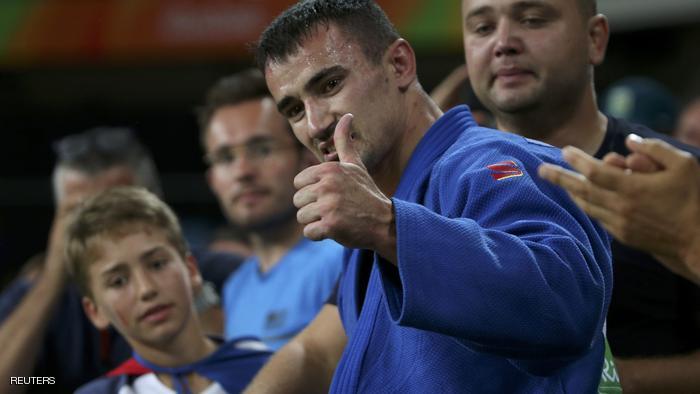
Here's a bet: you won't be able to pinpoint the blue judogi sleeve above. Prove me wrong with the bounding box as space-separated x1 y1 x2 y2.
376 132 612 366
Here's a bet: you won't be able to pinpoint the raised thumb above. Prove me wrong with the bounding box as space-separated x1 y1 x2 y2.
334 113 362 166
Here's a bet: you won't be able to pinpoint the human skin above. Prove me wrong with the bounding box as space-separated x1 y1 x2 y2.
538 135 700 284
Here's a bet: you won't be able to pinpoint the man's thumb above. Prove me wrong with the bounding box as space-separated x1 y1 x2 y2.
334 113 362 166
626 134 692 169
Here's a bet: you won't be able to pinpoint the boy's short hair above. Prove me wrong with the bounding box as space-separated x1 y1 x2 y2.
65 187 189 298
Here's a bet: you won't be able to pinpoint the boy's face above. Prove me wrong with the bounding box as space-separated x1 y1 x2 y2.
82 226 201 349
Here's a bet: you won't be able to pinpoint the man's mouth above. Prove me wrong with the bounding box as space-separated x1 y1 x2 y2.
232 188 268 204
493 67 534 85
323 152 339 162
319 141 338 162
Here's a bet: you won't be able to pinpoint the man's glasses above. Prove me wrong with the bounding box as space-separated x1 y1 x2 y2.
53 128 137 162
204 139 297 167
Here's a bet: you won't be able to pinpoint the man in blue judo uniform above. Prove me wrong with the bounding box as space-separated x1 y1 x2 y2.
245 0 612 392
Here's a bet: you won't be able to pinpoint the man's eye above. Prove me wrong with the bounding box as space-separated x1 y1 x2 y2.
473 23 495 35
287 104 304 119
215 150 235 165
521 17 545 27
323 79 340 94
250 143 272 158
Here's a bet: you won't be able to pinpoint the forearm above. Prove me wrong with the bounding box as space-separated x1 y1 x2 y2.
385 199 609 357
0 267 65 392
244 341 332 394
616 351 700 393
244 305 346 394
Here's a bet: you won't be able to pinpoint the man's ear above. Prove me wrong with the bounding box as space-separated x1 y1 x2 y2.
384 38 417 91
205 167 215 192
82 296 111 330
588 14 609 66
185 253 203 294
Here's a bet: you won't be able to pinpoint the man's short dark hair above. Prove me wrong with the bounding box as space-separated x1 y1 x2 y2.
256 0 400 70
196 68 270 149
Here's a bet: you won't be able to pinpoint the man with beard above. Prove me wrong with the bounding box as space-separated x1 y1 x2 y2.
243 0 611 392
199 69 343 351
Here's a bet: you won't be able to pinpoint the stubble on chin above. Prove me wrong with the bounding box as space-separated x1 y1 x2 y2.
230 205 298 233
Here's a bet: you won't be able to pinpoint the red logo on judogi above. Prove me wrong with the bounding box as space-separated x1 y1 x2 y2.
487 160 524 181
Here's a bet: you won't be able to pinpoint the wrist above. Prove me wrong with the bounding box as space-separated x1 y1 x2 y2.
374 198 397 264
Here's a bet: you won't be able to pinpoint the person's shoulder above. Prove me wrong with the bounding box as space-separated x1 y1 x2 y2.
299 238 344 257
610 116 700 158
293 239 344 275
207 336 272 368
223 257 258 285
227 336 272 353
192 248 245 272
75 374 134 394
439 125 560 178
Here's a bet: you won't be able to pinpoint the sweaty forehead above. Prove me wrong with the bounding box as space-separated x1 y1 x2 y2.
264 24 359 100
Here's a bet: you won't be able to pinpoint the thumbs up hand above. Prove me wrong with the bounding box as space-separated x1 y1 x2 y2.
293 113 397 264
333 113 364 167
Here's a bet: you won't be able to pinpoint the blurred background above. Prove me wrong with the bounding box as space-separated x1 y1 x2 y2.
1 0 699 285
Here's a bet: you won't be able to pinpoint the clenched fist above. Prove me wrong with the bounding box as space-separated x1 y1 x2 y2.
293 114 397 264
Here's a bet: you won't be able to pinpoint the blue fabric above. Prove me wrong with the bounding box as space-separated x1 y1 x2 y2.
75 374 131 394
332 106 612 393
0 249 243 393
76 337 271 394
223 238 343 350
0 279 131 393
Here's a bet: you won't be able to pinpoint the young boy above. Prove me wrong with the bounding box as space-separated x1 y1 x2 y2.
65 187 270 393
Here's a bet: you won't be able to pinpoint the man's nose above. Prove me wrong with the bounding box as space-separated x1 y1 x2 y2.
493 19 523 57
231 151 257 180
305 99 334 140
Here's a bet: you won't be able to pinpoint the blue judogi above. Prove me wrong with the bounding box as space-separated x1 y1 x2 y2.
332 106 612 393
